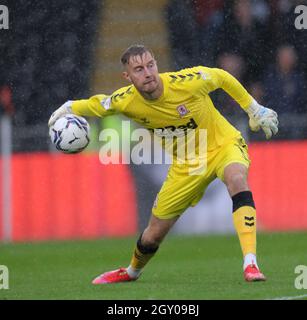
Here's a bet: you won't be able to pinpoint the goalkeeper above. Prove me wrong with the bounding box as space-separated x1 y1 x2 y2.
49 45 278 283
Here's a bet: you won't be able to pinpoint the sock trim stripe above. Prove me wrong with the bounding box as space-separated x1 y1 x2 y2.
136 233 159 254
245 222 255 227
244 216 255 221
232 191 255 212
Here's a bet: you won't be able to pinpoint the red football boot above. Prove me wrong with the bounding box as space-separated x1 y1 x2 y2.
244 264 266 282
92 268 137 284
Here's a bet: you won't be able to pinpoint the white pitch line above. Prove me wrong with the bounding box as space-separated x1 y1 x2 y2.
268 294 307 300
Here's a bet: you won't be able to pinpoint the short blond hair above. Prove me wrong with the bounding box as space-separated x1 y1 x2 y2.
120 44 155 66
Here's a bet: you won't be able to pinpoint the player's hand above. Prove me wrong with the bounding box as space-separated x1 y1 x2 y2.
48 101 73 127
247 100 279 139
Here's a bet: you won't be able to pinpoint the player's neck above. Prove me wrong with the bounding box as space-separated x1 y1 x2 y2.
140 77 164 101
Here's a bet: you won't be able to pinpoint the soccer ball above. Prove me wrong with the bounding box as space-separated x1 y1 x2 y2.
49 114 90 154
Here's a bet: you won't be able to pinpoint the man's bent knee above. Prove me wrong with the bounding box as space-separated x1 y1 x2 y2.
224 164 249 196
226 173 249 196
230 172 248 188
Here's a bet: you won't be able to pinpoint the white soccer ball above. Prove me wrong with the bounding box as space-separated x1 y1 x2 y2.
49 114 90 154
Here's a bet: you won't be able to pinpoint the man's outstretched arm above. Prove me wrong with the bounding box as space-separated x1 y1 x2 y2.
200 67 279 139
48 94 116 127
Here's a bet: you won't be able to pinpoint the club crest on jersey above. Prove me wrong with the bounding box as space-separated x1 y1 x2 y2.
177 105 190 118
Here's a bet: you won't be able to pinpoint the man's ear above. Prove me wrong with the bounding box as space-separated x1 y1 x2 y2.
122 71 131 82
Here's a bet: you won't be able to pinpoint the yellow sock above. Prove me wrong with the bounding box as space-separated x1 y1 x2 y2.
130 246 157 270
233 206 256 257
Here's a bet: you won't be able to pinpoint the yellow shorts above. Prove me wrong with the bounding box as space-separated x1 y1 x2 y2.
152 136 250 219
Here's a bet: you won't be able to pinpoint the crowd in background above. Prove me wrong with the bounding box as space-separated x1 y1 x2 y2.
0 0 100 151
166 0 307 140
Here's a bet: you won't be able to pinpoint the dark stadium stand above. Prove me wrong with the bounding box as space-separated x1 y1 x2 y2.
0 0 101 151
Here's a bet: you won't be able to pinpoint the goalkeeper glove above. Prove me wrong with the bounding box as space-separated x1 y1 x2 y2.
246 99 279 139
48 101 73 127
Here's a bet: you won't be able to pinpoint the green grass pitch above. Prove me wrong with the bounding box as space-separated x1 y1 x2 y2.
0 232 306 300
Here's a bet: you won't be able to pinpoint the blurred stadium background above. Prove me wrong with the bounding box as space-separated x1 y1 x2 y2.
1 0 307 243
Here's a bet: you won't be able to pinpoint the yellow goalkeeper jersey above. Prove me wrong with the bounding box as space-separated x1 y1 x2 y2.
72 66 252 155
